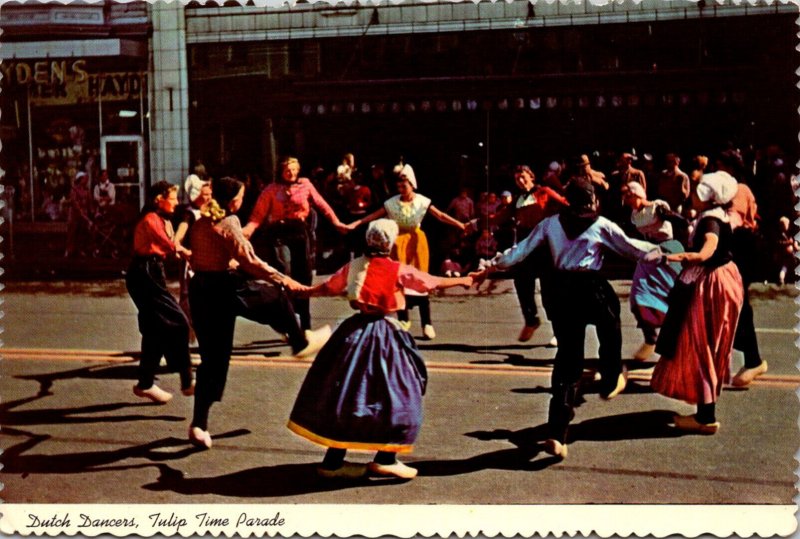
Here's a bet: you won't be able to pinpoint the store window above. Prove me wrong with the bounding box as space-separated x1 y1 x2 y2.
0 58 148 222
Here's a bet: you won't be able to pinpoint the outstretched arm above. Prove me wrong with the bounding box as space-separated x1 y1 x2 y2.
399 265 472 294
428 205 466 231
242 189 273 239
347 207 387 230
666 233 718 264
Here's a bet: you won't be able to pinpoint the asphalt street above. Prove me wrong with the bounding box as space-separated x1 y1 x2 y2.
2 278 798 507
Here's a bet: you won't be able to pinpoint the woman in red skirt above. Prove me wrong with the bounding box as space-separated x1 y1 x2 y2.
651 171 744 434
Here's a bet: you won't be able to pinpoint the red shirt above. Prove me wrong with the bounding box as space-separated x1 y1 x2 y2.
133 212 175 258
247 177 339 227
190 215 283 282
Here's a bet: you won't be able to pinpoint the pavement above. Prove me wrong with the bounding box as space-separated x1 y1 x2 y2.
1 277 798 513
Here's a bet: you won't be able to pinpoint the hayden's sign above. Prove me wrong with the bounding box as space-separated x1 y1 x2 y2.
0 60 146 105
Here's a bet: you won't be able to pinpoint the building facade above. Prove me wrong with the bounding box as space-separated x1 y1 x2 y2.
181 0 797 200
0 0 797 272
1 1 151 225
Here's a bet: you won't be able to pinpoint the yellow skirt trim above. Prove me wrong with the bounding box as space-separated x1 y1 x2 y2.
287 420 414 453
392 228 429 272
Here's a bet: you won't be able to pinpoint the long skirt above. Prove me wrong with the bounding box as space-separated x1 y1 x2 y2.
650 262 744 405
630 239 683 331
393 227 429 272
288 313 428 453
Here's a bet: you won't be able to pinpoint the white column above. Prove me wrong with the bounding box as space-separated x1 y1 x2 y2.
149 1 189 186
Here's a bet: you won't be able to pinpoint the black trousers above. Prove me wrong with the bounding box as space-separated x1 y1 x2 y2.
252 220 313 330
125 257 192 390
511 247 552 326
189 271 306 430
731 228 762 368
397 294 432 327
547 271 623 443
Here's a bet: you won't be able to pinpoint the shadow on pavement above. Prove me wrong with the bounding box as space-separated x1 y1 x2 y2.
1 429 249 477
413 410 683 477
15 361 185 397
232 339 289 356
1 395 185 427
142 461 400 497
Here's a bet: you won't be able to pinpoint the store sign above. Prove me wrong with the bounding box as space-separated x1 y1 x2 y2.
0 59 88 86
0 59 146 106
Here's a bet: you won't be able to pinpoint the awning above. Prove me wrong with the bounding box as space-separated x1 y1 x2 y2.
0 39 146 60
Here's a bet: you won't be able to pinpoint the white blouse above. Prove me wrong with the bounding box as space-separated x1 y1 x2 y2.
384 194 432 230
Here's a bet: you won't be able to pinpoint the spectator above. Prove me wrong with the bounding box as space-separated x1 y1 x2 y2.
571 154 609 196
474 227 498 268
64 172 93 257
93 170 116 214
656 153 690 214
541 161 565 194
608 152 647 225
477 191 500 231
446 187 475 224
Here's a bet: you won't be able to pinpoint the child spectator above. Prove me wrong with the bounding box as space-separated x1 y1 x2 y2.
474 227 498 270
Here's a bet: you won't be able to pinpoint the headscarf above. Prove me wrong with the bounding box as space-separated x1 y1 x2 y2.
696 171 738 206
201 177 242 222
336 164 352 182
688 171 738 243
365 218 399 256
184 174 207 204
559 177 599 240
393 163 417 190
625 181 646 200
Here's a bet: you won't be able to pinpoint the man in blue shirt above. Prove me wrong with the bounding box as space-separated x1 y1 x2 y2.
475 177 659 459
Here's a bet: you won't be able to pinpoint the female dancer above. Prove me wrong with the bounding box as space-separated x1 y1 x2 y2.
174 178 212 341
621 181 685 360
242 156 348 330
346 163 466 339
490 165 567 342
288 219 472 479
651 171 744 434
188 177 330 448
126 181 194 404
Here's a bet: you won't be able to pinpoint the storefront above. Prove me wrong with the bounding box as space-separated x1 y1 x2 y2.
1 53 149 224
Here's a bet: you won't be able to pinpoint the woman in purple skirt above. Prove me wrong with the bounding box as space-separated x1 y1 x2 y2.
288 219 472 479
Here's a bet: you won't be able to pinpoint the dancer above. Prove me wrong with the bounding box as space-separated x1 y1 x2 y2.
474 178 660 459
490 165 566 342
188 177 331 449
174 176 212 340
288 219 472 479
718 150 769 386
126 181 194 404
621 181 684 360
346 163 466 339
242 156 348 329
651 171 744 434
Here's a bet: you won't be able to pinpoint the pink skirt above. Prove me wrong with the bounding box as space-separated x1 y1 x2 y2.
650 262 744 405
